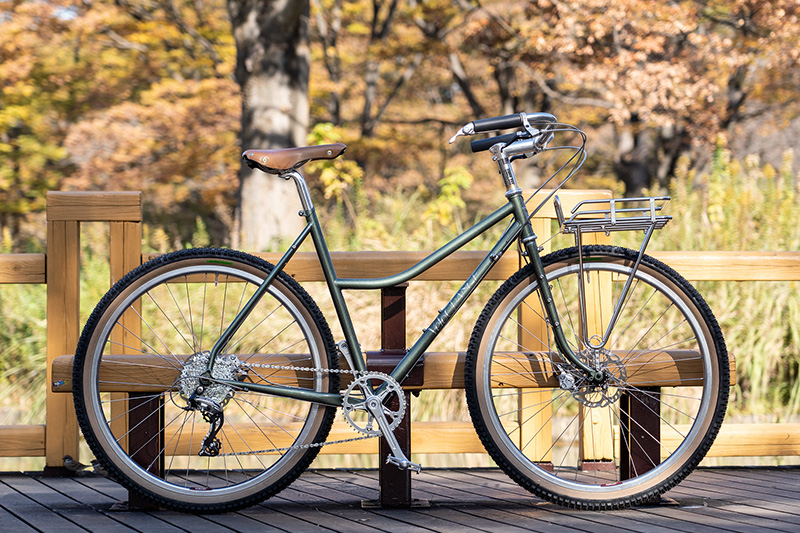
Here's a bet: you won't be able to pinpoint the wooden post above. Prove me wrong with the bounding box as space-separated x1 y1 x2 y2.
579 231 615 470
45 191 143 474
517 217 553 466
109 222 143 447
45 220 81 473
620 387 661 501
125 393 164 510
365 283 424 508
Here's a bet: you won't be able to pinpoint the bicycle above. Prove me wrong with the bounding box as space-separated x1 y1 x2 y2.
72 112 729 513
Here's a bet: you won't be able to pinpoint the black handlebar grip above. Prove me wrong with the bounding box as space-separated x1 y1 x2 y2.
470 132 519 153
471 114 523 133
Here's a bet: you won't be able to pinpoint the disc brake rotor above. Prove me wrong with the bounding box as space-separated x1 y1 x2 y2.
572 350 626 408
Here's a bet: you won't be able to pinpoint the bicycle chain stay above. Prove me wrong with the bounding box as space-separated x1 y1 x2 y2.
212 362 400 457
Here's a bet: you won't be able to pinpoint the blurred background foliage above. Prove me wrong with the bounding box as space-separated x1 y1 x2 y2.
1 0 799 247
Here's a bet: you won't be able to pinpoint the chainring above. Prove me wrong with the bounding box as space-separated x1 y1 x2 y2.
342 373 405 436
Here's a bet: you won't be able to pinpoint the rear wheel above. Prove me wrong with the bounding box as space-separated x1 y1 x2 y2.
73 248 338 513
466 246 728 509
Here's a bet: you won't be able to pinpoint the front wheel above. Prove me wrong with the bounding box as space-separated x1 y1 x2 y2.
73 248 339 513
465 246 729 509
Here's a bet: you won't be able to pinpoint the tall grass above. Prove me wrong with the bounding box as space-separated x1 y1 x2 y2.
659 145 800 420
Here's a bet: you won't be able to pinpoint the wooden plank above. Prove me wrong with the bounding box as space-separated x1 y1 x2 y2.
663 484 799 532
0 425 45 456
140 250 522 282
675 422 800 458
142 250 800 283
0 475 87 533
0 504 35 533
272 475 423 533
41 476 183 532
651 251 800 281
0 253 46 284
59 420 478 457
52 353 329 393
407 421 486 455
72 476 189 531
421 471 633 533
52 349 707 393
263 486 378 533
446 469 686 533
46 191 142 222
140 251 800 285
420 350 708 389
2 475 135 532
45 220 80 466
312 469 516 532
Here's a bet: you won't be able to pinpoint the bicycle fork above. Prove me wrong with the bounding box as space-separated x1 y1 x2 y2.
511 195 606 383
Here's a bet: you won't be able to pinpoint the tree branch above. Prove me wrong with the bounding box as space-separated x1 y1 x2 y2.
449 52 486 117
522 66 615 109
161 0 223 75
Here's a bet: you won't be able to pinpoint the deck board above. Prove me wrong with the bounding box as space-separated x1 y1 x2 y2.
0 467 797 532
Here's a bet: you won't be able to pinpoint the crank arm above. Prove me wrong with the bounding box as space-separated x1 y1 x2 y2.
364 396 421 473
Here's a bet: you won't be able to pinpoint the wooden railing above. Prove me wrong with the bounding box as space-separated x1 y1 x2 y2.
0 191 143 470
1 191 800 470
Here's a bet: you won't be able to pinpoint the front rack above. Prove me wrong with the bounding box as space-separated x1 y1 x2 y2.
555 196 671 235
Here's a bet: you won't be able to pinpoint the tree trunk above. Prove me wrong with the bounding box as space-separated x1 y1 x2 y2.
228 0 310 251
615 116 655 195
493 59 517 115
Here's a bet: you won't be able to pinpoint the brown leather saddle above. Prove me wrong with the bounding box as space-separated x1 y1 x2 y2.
243 143 347 174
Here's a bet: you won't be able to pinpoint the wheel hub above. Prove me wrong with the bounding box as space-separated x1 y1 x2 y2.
178 351 243 408
562 350 626 408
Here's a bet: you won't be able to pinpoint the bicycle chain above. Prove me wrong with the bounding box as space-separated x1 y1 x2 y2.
214 361 399 457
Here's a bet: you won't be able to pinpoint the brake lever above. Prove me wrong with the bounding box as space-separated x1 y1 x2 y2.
521 113 555 151
449 122 475 144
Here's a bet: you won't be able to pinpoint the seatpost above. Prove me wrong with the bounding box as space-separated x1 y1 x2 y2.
282 170 315 213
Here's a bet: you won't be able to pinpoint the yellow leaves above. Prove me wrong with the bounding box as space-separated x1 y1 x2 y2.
423 166 474 228
306 123 364 202
62 76 240 217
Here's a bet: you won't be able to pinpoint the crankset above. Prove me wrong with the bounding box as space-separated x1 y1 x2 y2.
343 373 421 473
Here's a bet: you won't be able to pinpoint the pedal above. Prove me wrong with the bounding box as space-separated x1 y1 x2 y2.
386 455 422 473
363 394 422 474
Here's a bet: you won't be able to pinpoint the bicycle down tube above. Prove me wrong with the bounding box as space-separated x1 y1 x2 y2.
207 172 593 405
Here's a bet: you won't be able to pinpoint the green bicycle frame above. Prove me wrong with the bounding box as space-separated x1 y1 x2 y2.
207 175 592 407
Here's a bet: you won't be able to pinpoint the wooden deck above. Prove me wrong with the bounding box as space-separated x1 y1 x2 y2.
0 467 798 532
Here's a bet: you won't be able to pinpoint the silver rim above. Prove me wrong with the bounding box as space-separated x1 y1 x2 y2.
477 260 718 499
82 263 328 503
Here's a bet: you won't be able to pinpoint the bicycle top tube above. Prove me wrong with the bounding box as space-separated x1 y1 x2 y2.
213 112 598 389
336 202 515 290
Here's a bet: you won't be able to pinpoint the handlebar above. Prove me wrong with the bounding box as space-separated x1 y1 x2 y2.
450 112 558 150
471 112 556 134
470 132 520 153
